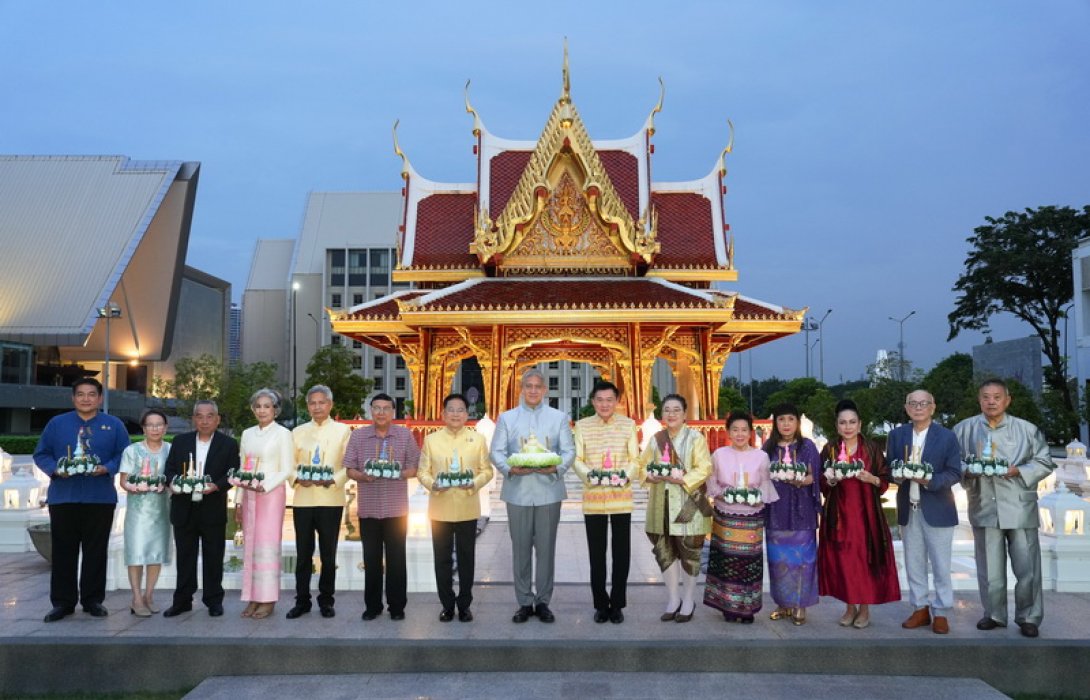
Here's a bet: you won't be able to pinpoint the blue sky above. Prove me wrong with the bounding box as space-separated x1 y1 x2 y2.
3 1 1088 383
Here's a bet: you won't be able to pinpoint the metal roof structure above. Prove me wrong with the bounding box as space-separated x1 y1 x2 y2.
0 156 200 359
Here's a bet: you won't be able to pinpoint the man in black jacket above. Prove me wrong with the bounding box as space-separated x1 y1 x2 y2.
162 400 239 617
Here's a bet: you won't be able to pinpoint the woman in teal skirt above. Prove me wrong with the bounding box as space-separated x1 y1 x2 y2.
119 409 172 617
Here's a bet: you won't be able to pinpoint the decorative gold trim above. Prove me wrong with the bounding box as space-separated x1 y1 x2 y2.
392 120 411 181
646 269 738 282
392 269 485 283
645 77 665 136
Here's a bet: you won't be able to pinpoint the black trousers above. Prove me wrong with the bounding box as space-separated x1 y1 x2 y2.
584 512 631 611
360 516 407 614
173 510 227 607
293 506 343 608
431 519 477 612
48 503 115 609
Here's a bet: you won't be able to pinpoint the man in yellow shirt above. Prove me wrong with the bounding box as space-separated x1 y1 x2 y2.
286 385 351 619
417 393 494 622
572 381 641 624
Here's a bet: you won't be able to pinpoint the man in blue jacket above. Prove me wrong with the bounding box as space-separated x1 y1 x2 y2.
33 378 130 622
885 389 962 634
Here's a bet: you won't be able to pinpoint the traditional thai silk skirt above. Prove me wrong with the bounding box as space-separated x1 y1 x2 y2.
703 509 764 619
647 490 705 577
766 528 819 608
240 486 285 603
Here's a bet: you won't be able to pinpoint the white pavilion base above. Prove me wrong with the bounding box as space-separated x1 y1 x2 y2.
0 508 49 553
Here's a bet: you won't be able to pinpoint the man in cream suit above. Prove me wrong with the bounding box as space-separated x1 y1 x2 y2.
491 368 575 623
953 378 1054 638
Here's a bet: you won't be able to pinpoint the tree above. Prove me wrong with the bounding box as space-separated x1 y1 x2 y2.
948 205 1090 435
168 354 225 417
764 377 838 438
219 361 280 433
717 382 748 418
921 353 976 426
297 345 373 421
157 354 282 435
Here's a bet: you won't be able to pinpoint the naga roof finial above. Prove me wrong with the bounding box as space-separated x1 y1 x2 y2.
717 118 735 176
645 76 665 136
392 119 412 181
464 79 483 136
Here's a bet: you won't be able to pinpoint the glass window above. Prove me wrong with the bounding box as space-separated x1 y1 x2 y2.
571 376 580 391
548 361 560 369
548 376 559 391
395 356 405 370
370 248 390 286
374 355 384 369
353 293 363 305
353 339 362 349
329 249 345 286
348 249 367 286
0 342 32 384
331 335 342 346
351 353 362 370
548 397 559 409
331 293 342 308
373 376 384 391
395 376 406 392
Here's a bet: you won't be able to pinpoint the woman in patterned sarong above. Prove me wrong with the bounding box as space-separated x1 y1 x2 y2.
640 394 712 623
703 412 778 623
762 403 822 625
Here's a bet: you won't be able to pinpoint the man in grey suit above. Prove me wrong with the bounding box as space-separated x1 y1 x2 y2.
491 368 575 623
953 378 1054 638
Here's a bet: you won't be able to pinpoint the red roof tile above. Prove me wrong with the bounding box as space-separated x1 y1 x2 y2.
411 279 724 311
652 192 720 268
599 150 640 220
410 193 477 268
488 151 531 216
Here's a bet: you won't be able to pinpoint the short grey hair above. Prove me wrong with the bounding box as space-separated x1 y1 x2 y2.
306 385 333 402
521 367 546 386
192 399 219 415
249 388 282 416
905 389 935 403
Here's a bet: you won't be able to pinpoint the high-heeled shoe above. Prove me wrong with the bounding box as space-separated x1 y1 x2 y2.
852 612 871 629
660 603 682 622
769 607 793 621
144 598 160 614
792 607 807 626
130 604 152 618
675 602 695 623
838 608 858 627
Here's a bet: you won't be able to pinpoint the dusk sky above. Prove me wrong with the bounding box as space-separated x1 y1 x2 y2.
3 1 1088 385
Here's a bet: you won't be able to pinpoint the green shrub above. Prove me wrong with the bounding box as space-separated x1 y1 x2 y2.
0 435 40 454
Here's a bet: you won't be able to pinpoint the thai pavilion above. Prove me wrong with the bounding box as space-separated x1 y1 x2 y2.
331 58 804 422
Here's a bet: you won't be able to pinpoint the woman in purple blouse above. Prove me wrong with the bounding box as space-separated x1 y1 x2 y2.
761 403 822 625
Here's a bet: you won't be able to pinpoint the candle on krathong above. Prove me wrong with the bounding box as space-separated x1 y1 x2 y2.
981 440 992 459
451 448 461 473
837 441 848 463
783 446 793 465
662 443 671 464
312 445 321 466
603 449 613 470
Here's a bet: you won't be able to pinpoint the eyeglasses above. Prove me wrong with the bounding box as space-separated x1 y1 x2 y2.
906 401 933 409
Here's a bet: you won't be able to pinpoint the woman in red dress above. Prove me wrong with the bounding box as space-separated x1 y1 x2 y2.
818 399 900 628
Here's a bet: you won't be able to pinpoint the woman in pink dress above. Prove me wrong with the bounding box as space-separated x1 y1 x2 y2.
703 412 778 623
818 399 900 628
237 388 293 619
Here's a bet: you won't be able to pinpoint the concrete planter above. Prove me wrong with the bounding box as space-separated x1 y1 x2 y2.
27 523 51 563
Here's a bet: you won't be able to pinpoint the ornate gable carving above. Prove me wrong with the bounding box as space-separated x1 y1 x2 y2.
471 93 659 271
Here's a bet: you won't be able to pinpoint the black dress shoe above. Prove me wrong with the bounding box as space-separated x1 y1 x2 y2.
320 606 335 618
208 604 224 617
512 605 534 623
389 610 406 620
593 609 610 624
458 608 473 622
361 610 380 621
976 616 1005 631
439 608 455 622
43 606 75 623
535 604 555 623
286 605 311 619
163 604 193 618
610 609 624 624
1019 622 1040 638
84 603 108 618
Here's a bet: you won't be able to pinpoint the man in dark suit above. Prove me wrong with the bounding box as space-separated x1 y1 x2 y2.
885 389 963 634
162 400 238 617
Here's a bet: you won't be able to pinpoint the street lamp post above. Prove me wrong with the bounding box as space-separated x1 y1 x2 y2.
816 308 832 384
96 302 122 414
802 317 819 377
808 337 821 382
888 310 917 381
291 282 300 420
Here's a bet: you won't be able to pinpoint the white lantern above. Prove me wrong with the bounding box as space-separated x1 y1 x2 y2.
1039 481 1090 537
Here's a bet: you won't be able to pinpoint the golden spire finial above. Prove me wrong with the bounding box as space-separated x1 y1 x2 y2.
464 79 482 136
645 76 665 136
561 37 571 103
392 119 412 181
716 118 735 176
